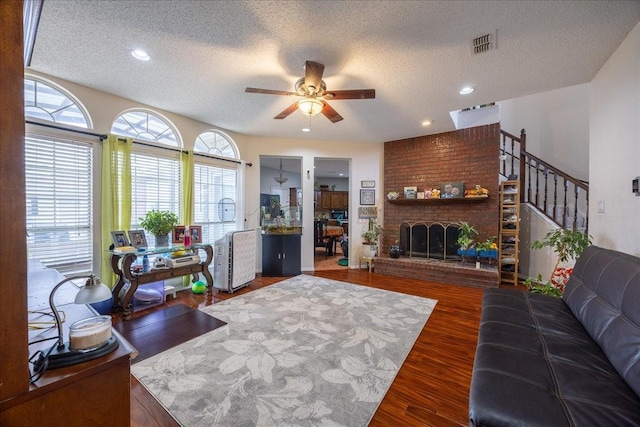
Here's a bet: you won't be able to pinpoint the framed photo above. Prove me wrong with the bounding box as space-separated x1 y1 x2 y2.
189 225 203 243
172 225 186 243
404 186 417 199
361 180 375 188
128 229 148 248
440 181 464 199
360 189 375 205
111 230 129 247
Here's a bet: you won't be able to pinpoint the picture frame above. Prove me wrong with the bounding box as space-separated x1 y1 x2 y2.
172 225 186 243
361 180 375 188
404 186 417 199
111 230 129 247
360 189 375 205
189 225 203 243
440 181 464 199
128 229 148 248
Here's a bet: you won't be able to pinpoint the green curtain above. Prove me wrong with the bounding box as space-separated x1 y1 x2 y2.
100 134 132 287
181 150 194 225
180 150 195 287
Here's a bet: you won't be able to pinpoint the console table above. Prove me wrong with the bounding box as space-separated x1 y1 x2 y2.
110 244 213 320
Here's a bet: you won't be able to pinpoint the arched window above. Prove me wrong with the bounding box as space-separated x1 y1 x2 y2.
193 131 241 243
194 130 238 158
112 110 182 244
111 110 181 147
24 76 91 128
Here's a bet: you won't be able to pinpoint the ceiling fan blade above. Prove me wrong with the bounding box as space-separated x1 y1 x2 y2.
274 102 300 119
324 89 376 100
321 101 343 123
304 61 325 93
245 87 297 96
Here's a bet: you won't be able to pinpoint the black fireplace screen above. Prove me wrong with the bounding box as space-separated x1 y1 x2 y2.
399 222 460 260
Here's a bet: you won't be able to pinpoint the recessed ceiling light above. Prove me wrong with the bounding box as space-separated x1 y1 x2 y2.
302 127 311 132
130 49 150 61
421 119 432 127
459 86 474 95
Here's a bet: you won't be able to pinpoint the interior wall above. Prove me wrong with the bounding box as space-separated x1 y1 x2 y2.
498 83 590 181
589 21 640 256
243 136 383 272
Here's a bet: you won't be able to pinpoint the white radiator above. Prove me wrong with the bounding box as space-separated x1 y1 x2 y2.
213 229 256 292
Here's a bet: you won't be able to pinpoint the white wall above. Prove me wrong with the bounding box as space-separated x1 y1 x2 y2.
243 136 383 272
589 21 640 256
499 83 590 182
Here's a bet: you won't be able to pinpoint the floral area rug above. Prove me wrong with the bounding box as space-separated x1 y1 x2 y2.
132 274 437 426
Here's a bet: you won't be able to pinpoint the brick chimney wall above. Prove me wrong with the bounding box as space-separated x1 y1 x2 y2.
382 123 500 253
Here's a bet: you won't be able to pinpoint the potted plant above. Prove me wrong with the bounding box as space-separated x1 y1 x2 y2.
361 218 382 257
456 221 478 262
140 209 178 247
476 236 498 264
525 228 592 296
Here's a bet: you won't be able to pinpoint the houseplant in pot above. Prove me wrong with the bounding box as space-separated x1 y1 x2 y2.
456 221 478 263
140 209 178 247
361 218 382 257
525 228 592 296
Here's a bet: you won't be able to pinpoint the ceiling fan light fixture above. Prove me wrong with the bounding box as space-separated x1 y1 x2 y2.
298 98 324 116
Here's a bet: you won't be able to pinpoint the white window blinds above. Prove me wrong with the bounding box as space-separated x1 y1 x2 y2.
25 135 94 275
193 161 238 243
130 149 182 246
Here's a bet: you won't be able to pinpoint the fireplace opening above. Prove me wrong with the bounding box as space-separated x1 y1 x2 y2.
399 222 460 260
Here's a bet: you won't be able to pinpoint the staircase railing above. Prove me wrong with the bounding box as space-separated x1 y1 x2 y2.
500 129 589 233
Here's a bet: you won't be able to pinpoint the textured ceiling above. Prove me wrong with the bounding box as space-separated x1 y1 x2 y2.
30 1 640 145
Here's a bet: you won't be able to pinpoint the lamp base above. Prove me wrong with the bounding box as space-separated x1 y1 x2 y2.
35 336 119 371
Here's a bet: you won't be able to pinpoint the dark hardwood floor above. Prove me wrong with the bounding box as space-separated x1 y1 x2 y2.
116 270 508 426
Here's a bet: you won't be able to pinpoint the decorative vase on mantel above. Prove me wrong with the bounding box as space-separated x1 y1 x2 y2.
155 234 169 248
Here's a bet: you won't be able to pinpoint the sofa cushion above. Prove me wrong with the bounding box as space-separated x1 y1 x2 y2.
470 288 640 426
563 246 640 397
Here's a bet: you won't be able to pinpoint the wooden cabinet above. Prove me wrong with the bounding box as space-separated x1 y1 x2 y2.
315 191 349 210
320 192 331 209
289 187 302 207
341 192 349 210
499 181 520 285
330 192 342 209
262 234 301 276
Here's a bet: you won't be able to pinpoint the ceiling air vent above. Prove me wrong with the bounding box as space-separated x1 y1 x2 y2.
471 31 496 55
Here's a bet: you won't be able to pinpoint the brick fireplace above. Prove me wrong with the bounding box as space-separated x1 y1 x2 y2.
378 123 500 288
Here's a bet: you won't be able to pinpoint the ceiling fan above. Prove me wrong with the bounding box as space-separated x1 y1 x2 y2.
245 61 375 123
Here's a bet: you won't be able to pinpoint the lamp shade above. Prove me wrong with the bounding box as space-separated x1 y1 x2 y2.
74 276 112 304
298 98 324 116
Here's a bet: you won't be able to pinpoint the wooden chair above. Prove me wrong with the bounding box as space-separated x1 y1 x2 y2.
314 219 331 258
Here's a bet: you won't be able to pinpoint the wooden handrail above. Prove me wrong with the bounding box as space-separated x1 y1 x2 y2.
500 129 589 233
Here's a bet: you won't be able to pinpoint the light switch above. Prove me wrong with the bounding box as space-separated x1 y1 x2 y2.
597 200 605 213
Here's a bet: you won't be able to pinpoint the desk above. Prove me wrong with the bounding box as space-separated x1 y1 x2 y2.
0 304 135 425
110 244 213 321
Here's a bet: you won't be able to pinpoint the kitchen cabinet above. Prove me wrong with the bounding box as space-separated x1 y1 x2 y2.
320 191 331 209
330 191 349 210
262 234 301 276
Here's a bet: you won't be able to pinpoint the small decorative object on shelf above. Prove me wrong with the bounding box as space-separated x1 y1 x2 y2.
403 186 417 199
390 242 401 258
387 191 399 200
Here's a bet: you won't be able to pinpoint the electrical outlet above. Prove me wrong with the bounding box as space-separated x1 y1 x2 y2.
597 200 605 213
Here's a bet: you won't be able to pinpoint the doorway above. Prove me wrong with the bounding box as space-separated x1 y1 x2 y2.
313 158 350 270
